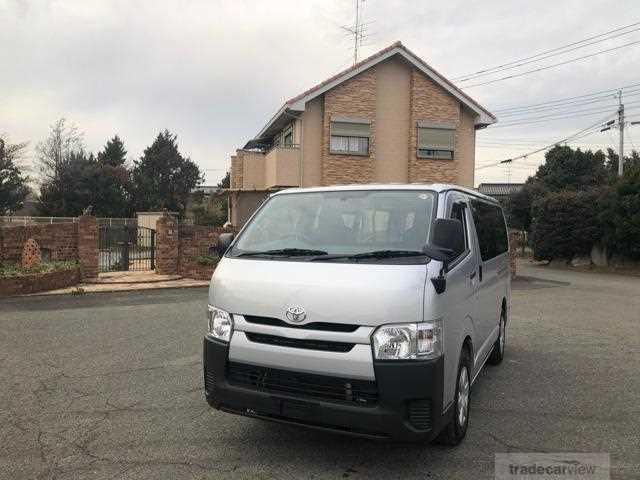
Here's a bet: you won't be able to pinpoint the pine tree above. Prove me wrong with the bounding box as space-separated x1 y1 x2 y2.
94 135 131 217
97 135 127 167
131 130 203 213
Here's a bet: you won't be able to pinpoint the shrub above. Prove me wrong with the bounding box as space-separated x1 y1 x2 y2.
599 167 640 259
531 190 603 261
195 255 219 266
0 260 79 278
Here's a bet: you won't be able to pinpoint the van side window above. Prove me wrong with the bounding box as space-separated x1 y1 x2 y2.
450 202 468 251
470 200 508 261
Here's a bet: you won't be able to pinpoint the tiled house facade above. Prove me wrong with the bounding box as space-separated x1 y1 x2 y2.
228 42 496 226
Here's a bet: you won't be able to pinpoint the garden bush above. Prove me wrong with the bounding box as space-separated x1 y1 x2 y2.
599 167 640 260
531 190 603 261
0 260 79 278
195 255 219 266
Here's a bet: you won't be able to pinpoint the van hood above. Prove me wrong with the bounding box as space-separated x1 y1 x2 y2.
209 258 428 327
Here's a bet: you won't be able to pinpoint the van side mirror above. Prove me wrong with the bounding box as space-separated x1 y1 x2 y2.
217 233 235 257
432 219 465 261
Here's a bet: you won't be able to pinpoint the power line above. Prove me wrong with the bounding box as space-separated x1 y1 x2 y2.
498 103 632 124
491 81 640 112
496 90 640 117
489 108 630 129
454 24 640 82
462 40 640 89
475 113 617 170
493 102 640 128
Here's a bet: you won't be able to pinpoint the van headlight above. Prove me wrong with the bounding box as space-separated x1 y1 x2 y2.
372 320 442 360
207 306 234 342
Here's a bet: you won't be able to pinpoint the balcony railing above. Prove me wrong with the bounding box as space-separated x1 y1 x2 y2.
265 145 300 188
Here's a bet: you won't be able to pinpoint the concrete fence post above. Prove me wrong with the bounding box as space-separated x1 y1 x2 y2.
155 212 178 275
508 230 520 279
77 215 99 279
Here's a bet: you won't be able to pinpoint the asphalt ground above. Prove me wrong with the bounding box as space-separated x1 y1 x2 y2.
1 262 638 479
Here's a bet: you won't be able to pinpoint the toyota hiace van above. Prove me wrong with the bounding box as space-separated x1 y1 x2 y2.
203 184 510 444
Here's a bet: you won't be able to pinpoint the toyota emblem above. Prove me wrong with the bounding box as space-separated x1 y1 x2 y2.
286 305 307 323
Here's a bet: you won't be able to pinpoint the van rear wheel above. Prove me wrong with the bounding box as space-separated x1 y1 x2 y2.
488 309 506 365
436 348 471 446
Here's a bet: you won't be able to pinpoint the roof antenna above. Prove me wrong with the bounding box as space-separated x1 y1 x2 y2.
341 0 367 65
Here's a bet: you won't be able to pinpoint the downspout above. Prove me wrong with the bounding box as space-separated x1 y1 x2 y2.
299 118 304 187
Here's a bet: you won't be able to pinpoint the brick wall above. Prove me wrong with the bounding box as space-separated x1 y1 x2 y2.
155 214 179 275
77 215 98 279
230 154 243 189
322 67 377 185
0 222 78 263
0 267 80 297
177 225 232 280
0 217 97 282
408 69 460 183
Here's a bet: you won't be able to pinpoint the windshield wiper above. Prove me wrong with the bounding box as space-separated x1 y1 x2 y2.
235 248 328 257
311 250 428 262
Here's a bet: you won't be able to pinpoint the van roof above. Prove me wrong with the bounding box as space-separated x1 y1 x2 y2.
272 183 499 204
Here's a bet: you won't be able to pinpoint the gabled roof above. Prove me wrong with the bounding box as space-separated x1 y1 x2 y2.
245 41 496 149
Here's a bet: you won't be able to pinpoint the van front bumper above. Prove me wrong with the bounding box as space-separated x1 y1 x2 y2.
203 336 449 441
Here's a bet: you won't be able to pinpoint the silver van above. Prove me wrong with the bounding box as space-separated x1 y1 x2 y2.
203 184 510 444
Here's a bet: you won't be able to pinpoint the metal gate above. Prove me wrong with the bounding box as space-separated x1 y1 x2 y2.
99 225 155 272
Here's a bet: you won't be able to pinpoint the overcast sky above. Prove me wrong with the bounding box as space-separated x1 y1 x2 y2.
2 0 640 186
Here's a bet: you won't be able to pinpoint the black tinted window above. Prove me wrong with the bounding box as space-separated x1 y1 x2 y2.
470 200 508 261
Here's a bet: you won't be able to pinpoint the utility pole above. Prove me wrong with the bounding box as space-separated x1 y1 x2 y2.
618 90 625 177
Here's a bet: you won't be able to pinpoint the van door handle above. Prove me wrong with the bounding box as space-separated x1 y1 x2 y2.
479 265 483 282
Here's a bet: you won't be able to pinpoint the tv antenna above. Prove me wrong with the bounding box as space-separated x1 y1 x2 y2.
340 0 368 65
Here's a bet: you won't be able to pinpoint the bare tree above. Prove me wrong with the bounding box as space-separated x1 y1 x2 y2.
36 118 84 180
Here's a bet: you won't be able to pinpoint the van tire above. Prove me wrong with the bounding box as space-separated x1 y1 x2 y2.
436 348 471 446
488 309 506 365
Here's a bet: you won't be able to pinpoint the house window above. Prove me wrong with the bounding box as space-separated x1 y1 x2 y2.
417 124 455 160
282 125 293 147
330 120 370 155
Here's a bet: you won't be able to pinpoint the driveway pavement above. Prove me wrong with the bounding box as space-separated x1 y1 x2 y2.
1 262 638 479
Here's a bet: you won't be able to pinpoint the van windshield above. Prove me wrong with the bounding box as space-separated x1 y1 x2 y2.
230 190 436 260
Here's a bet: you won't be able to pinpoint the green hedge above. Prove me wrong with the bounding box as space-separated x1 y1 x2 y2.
531 190 602 261
599 168 640 260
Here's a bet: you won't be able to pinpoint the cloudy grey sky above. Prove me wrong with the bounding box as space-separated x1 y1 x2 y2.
2 0 640 186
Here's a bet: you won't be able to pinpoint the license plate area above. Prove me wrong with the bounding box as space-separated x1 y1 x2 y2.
246 397 318 421
281 399 318 420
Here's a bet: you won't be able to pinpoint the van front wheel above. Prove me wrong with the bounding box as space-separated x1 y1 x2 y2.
436 348 471 446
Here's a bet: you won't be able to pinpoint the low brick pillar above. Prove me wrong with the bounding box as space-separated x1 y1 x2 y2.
78 215 99 279
508 230 520 279
156 213 178 275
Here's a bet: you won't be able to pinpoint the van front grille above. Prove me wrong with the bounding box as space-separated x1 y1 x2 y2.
245 332 355 352
243 315 359 332
227 362 378 406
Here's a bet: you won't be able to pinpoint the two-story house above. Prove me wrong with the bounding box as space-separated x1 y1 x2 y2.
228 41 496 226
